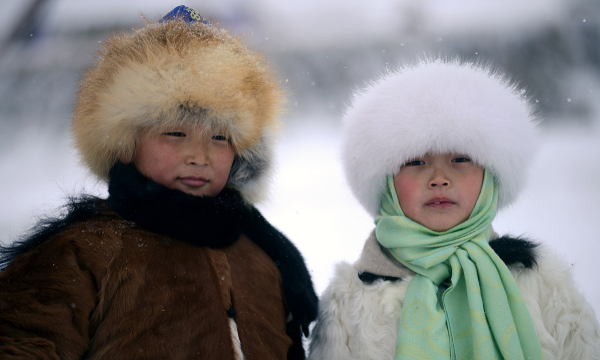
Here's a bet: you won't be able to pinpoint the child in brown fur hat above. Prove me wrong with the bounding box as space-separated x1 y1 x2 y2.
0 6 317 360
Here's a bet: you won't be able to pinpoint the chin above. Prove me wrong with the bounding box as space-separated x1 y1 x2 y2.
178 187 209 197
430 226 451 232
192 191 212 197
425 221 458 232
426 215 467 232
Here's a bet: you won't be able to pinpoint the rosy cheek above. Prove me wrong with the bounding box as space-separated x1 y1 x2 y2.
394 175 420 208
399 185 418 206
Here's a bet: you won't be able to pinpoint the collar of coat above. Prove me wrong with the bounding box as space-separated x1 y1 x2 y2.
107 162 248 248
354 229 539 283
106 162 318 331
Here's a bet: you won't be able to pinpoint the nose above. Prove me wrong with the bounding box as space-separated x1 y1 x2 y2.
185 141 209 166
428 169 450 188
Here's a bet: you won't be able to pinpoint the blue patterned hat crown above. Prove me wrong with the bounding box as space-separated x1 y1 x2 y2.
160 5 208 24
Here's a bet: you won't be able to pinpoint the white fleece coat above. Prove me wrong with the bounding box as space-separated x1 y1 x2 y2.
308 231 600 360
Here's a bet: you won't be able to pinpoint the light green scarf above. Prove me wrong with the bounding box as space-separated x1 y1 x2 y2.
375 169 542 360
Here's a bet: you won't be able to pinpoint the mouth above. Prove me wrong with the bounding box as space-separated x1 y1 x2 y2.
425 197 455 208
178 176 208 187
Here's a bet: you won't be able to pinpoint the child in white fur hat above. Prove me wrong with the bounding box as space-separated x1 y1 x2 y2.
308 59 600 360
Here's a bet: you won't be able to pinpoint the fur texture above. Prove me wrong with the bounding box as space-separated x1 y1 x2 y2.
242 207 319 335
0 214 303 359
342 59 539 217
229 318 245 360
0 196 103 270
308 237 600 360
72 17 283 203
509 246 600 360
0 220 291 360
357 272 402 284
106 162 246 248
490 234 539 269
0 164 318 359
0 164 317 358
308 262 411 360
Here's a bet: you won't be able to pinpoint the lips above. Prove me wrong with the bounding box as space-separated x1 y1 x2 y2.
425 197 455 208
178 176 208 187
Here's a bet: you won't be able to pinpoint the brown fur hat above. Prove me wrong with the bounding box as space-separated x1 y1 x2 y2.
73 11 283 203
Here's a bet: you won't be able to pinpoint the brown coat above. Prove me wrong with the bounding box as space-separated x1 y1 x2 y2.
0 211 291 360
0 164 317 360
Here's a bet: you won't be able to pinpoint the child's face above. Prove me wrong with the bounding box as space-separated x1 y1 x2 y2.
130 125 235 197
393 153 484 232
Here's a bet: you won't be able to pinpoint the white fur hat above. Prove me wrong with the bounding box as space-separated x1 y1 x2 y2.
342 59 539 217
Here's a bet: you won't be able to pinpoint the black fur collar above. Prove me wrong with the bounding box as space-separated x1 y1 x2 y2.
489 235 539 269
107 162 318 340
107 162 247 248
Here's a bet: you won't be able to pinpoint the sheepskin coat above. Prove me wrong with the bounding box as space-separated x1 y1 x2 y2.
0 163 317 360
308 230 600 360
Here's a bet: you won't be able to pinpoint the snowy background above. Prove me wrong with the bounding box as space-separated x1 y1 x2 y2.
1 0 599 322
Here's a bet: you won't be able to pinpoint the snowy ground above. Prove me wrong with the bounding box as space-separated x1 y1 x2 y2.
0 111 599 322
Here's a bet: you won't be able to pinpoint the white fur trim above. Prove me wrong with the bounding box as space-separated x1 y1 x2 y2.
308 262 412 360
509 245 600 360
342 59 539 217
229 318 245 360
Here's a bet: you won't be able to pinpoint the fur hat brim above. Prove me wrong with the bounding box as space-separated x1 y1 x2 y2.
342 59 539 217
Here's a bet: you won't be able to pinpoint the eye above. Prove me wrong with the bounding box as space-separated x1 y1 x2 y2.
212 135 227 141
164 132 186 137
404 160 425 166
451 157 471 163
